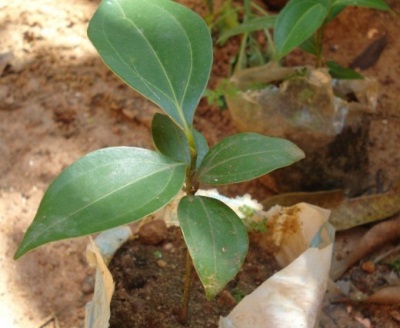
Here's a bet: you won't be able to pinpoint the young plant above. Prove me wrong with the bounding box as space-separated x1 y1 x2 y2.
218 0 391 77
14 0 304 322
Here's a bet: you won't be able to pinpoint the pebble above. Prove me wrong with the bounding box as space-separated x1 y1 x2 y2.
361 261 376 273
138 220 167 245
163 242 175 252
157 259 167 268
81 275 95 294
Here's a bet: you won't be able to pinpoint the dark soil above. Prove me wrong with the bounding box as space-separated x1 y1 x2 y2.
108 226 280 328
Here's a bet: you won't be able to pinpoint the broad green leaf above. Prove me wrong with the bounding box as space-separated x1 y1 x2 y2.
88 0 212 128
152 113 189 164
299 36 318 55
327 4 346 20
14 147 186 259
197 133 305 185
178 196 248 299
218 16 277 44
331 0 390 11
151 113 208 167
274 0 329 59
327 61 363 79
193 129 209 168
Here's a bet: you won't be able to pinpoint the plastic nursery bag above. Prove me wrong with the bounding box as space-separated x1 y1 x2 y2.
225 64 378 193
219 203 334 328
84 226 132 328
227 64 378 152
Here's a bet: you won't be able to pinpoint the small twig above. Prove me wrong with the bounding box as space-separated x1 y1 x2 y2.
373 244 400 264
38 312 60 328
179 249 194 324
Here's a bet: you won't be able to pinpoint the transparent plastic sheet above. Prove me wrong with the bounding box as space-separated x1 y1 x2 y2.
226 64 378 194
219 203 334 328
85 226 132 328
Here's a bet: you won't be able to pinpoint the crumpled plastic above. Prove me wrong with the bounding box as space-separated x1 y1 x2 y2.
227 64 377 152
220 203 334 328
84 226 132 328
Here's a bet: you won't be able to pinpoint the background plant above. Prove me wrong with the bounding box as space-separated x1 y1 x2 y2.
217 0 390 77
14 0 304 322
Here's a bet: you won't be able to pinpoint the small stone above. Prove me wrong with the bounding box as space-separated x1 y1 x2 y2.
157 259 167 268
138 220 167 245
163 242 175 252
361 261 376 273
81 275 95 295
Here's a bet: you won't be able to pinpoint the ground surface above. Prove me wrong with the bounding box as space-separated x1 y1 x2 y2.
1 0 400 327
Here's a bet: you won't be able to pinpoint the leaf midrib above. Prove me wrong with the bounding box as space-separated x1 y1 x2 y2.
277 2 324 55
32 162 184 244
110 0 194 125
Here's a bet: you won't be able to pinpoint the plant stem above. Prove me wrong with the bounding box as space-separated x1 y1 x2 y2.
179 249 194 324
179 126 198 324
314 27 324 68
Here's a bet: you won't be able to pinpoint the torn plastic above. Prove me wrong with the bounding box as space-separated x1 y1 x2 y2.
219 203 334 328
227 64 378 145
84 226 132 328
225 64 378 194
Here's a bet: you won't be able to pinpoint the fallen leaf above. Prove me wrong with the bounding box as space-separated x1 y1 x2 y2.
361 286 400 304
262 189 344 210
331 214 400 280
262 186 400 231
350 34 387 70
329 189 400 231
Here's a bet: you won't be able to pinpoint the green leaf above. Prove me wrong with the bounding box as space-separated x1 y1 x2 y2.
331 0 390 11
178 196 248 299
151 113 208 167
274 0 329 59
193 129 209 168
152 113 189 164
299 36 318 55
327 61 363 79
327 4 346 20
197 133 305 185
218 16 277 44
87 0 212 128
14 147 186 259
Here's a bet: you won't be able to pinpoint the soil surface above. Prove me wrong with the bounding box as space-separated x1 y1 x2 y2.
109 225 279 328
1 0 400 327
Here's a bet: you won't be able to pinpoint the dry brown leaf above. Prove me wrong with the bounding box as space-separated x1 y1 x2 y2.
262 186 400 231
262 189 344 211
361 286 400 304
331 214 400 280
329 188 400 231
